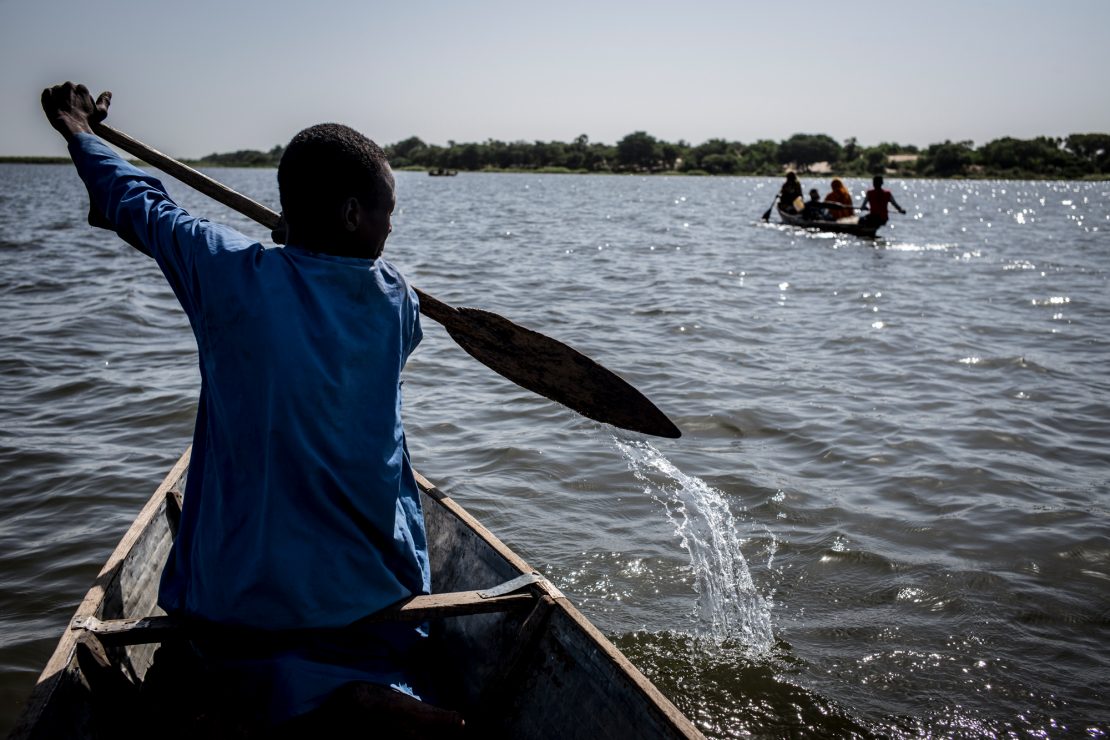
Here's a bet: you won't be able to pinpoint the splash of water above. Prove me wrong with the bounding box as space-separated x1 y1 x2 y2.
615 439 775 652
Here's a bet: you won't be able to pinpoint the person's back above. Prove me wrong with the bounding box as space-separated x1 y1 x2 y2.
158 243 426 631
41 83 441 732
860 175 906 226
779 171 804 213
865 183 891 220
825 178 853 220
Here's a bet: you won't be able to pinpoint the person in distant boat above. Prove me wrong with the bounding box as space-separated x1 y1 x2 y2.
858 175 906 227
824 178 854 220
802 189 829 220
778 171 804 214
41 82 462 737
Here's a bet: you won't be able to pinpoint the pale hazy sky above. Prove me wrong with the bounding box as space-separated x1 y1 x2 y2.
2 0 1108 157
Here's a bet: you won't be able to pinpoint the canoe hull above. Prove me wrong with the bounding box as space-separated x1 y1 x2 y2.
10 449 702 739
776 206 880 237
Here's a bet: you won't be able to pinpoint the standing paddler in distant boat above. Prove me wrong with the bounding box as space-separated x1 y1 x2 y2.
41 81 464 737
858 175 906 228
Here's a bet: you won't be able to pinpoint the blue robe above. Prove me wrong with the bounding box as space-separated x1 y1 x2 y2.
69 133 430 720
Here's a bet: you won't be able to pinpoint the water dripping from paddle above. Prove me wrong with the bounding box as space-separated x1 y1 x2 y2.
614 439 775 654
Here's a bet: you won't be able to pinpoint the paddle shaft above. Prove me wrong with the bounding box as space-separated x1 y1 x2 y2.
761 194 778 221
90 122 453 314
88 122 680 438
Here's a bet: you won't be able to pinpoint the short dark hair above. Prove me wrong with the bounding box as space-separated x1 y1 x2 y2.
278 123 393 235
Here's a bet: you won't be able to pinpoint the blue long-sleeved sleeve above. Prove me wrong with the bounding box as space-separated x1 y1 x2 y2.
68 133 258 319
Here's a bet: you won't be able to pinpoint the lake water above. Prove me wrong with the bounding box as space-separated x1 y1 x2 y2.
1 162 1108 738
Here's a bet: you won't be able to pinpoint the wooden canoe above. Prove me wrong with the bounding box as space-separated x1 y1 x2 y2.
9 448 703 739
776 206 880 238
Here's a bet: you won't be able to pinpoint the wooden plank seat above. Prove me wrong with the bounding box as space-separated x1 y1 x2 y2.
71 577 545 648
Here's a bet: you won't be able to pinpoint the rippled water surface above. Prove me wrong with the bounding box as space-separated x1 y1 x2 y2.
2 164 1108 737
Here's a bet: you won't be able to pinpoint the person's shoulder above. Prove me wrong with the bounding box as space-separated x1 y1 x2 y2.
200 221 265 257
375 258 416 295
376 257 404 279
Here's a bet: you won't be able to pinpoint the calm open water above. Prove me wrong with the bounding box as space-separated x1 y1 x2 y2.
1 163 1108 738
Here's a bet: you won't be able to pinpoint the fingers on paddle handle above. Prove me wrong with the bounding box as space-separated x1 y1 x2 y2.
93 91 112 122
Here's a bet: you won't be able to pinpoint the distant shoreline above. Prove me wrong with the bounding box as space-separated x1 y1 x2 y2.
3 157 1106 181
4 130 1108 180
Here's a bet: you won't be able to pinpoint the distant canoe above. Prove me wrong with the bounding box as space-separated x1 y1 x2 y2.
10 447 703 739
429 168 458 176
777 206 880 238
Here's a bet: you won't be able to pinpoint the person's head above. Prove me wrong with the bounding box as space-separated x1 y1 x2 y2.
278 123 395 258
831 177 846 194
809 189 820 200
872 175 884 188
785 171 797 182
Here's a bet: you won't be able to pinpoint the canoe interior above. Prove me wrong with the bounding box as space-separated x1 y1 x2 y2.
11 449 701 739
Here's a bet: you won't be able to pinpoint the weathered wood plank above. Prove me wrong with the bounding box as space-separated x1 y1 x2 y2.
71 591 538 647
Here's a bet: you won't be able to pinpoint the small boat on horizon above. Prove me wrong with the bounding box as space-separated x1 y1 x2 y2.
429 168 458 177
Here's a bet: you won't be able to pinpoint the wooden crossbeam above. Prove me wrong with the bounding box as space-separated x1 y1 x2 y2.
72 590 536 647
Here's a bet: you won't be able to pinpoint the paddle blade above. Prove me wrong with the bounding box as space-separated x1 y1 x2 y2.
439 307 681 438
761 208 772 221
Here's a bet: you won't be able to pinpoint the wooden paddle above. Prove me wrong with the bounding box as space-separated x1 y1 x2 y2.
88 122 681 439
761 194 778 222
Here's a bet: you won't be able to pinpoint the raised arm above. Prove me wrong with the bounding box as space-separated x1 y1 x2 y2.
41 81 256 315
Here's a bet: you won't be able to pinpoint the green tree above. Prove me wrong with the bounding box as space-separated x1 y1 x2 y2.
918 140 974 177
778 133 842 170
977 136 1083 177
387 136 428 167
843 137 859 162
660 140 686 170
1065 133 1110 172
197 149 275 167
457 143 483 170
616 131 659 171
737 139 779 174
701 153 740 175
683 138 730 172
863 148 886 174
586 142 616 172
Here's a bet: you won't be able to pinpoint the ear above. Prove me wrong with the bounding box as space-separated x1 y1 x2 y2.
341 196 361 233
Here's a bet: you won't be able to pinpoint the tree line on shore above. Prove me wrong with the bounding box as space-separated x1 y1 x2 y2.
245 131 1110 179
7 132 1106 179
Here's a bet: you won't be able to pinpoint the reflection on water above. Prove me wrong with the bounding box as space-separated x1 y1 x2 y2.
1 165 1108 737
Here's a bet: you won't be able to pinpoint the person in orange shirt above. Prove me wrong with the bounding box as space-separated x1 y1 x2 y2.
824 178 853 221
